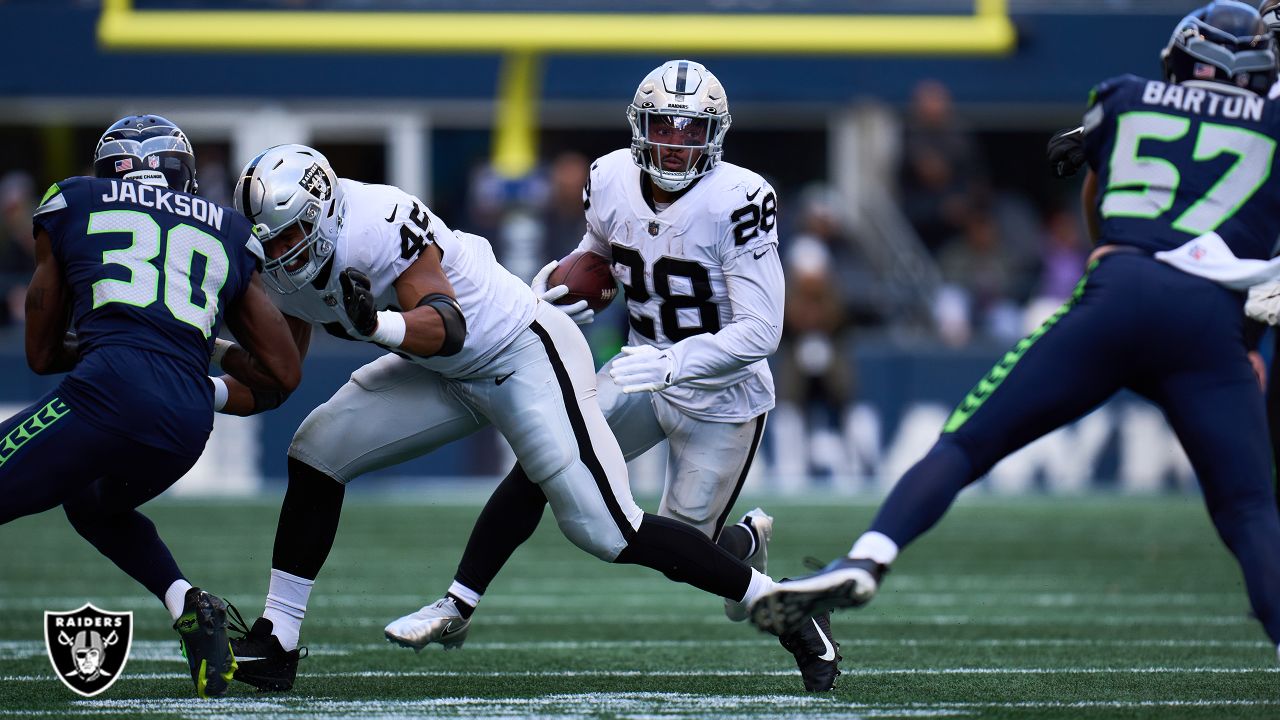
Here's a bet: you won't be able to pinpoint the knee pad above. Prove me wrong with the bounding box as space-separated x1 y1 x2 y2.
556 514 623 562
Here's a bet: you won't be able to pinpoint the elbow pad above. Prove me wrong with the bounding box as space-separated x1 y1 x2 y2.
417 292 466 357
251 388 292 414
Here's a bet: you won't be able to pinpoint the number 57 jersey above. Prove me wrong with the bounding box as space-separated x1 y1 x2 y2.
1082 74 1280 260
580 149 783 422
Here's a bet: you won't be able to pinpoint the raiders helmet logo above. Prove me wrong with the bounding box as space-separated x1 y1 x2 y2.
299 163 333 201
44 604 132 697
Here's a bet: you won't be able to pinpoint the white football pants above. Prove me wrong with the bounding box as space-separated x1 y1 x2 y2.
596 357 766 539
289 301 644 560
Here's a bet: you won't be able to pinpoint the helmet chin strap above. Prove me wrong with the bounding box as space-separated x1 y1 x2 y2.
648 171 695 193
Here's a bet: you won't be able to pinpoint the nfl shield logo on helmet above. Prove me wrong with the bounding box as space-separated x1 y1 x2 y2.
114 158 133 172
147 156 160 170
44 604 132 697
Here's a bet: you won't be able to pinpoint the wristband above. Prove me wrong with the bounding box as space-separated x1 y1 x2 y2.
211 338 235 367
369 310 407 348
210 376 229 412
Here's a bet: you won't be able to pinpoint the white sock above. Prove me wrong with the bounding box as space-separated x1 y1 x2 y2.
849 531 899 566
446 581 482 610
163 579 194 621
262 569 313 651
738 568 777 607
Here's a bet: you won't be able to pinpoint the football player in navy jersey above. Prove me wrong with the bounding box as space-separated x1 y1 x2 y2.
752 1 1280 664
0 115 300 697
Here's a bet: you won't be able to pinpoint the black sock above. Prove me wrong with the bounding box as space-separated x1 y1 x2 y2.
614 513 751 600
446 593 475 619
716 523 756 562
272 457 346 580
454 464 548 595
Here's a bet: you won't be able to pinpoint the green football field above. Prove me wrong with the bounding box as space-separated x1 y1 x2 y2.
0 493 1277 719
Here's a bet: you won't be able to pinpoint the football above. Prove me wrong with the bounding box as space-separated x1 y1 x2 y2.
548 250 618 312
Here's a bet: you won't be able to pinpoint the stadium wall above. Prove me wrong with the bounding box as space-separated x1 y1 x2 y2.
0 341 1196 494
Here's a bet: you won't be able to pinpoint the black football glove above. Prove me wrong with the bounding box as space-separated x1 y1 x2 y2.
1046 126 1086 179
339 268 378 336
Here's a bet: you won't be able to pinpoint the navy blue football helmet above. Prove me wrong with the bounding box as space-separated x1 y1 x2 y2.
1163 1 1277 95
93 115 198 194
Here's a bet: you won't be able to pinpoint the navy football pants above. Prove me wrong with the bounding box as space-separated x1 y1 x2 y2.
870 253 1280 644
0 390 201 599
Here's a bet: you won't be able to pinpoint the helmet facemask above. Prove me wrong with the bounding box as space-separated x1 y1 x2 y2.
628 107 729 192
257 203 337 295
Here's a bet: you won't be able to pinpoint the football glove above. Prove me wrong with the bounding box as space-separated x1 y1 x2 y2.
531 260 594 325
609 345 675 394
1246 280 1280 326
339 268 378 336
1046 127 1086 179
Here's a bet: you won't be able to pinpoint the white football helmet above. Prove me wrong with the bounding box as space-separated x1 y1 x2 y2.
627 60 731 192
233 144 345 294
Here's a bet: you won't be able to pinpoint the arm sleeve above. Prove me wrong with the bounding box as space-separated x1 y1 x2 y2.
666 186 784 385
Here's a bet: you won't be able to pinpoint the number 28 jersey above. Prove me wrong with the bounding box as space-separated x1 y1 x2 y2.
1082 74 1280 259
578 149 784 422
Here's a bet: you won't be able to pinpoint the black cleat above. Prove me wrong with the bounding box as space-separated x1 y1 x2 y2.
778 611 842 692
173 587 237 698
228 614 305 692
751 557 886 636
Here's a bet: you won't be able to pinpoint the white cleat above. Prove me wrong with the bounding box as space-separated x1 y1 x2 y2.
384 597 471 652
725 507 774 622
749 556 884 636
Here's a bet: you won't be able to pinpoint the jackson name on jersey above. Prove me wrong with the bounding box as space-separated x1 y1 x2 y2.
270 180 536 378
580 149 781 422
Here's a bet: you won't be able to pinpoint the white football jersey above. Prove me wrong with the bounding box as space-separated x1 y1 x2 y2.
271 180 535 378
579 150 784 421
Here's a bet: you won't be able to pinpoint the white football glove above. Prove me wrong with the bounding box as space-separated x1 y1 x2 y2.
531 260 594 325
609 345 675 394
1246 280 1280 326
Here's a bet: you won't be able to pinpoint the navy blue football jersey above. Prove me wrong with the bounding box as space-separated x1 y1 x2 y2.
1082 75 1280 260
31 176 261 454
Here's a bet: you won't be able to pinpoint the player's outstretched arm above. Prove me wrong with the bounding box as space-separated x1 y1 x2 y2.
24 229 79 375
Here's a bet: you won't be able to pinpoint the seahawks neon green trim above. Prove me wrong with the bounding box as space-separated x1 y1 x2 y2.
942 262 1096 433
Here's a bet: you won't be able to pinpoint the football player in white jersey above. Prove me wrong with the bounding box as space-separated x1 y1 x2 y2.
210 143 787 693
386 60 842 691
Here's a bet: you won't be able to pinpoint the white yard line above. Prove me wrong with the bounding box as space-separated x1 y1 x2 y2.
0 693 1277 719
3 666 1278 682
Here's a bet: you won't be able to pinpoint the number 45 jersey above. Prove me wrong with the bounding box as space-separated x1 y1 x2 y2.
31 176 260 454
1083 74 1280 259
268 180 536 378
579 149 783 422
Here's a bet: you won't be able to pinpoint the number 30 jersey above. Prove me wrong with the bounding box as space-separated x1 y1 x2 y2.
270 180 536 378
578 149 784 422
1082 74 1280 260
31 175 260 453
